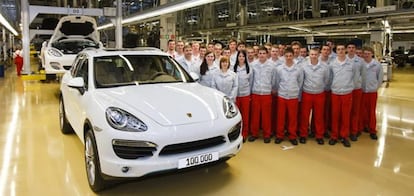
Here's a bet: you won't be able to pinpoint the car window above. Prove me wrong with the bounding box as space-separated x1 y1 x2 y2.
71 54 84 76
94 55 194 88
74 58 89 89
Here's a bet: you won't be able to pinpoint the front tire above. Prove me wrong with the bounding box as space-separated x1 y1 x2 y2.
85 130 107 192
59 97 74 134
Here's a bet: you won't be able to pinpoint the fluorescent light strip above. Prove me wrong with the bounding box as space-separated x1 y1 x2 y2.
288 26 312 32
0 14 18 36
98 0 219 30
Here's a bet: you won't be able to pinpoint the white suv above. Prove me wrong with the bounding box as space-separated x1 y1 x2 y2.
59 48 242 192
41 15 102 74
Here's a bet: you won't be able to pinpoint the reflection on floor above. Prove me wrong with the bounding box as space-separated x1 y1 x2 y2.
0 65 413 195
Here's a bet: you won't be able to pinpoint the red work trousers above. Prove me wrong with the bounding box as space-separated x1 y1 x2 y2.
276 97 299 140
350 89 363 135
299 92 325 139
236 95 251 139
324 91 332 132
250 94 272 138
360 92 378 134
272 94 278 134
331 93 352 140
15 56 23 76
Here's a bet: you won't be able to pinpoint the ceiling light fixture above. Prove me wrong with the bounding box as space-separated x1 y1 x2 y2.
98 0 220 30
0 13 18 36
288 26 312 32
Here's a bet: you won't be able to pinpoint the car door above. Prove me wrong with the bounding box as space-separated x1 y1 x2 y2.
64 54 89 133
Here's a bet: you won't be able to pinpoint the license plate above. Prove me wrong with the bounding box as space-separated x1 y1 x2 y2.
178 152 219 169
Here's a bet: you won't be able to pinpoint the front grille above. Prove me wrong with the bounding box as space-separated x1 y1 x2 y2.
159 136 226 155
113 145 156 159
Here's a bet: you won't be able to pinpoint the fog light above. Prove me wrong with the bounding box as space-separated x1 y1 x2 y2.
50 62 61 70
121 167 130 173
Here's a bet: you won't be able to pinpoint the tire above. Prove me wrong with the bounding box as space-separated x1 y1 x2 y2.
59 97 74 134
85 130 107 192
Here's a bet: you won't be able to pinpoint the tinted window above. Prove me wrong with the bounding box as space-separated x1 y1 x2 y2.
71 54 85 76
74 58 89 89
94 55 193 88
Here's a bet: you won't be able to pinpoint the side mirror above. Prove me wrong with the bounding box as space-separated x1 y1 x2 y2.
67 77 86 95
189 72 199 81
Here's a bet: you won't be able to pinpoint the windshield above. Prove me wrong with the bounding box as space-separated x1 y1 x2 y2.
52 39 100 54
94 55 194 88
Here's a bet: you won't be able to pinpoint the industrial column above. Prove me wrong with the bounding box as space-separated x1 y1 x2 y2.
115 0 122 48
21 0 31 74
159 0 176 51
239 0 247 41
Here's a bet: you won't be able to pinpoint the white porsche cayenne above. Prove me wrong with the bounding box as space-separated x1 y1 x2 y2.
59 48 242 192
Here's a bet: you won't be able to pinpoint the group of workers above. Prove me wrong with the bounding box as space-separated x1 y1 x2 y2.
166 39 383 148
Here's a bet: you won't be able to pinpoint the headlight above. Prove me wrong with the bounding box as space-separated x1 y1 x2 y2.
105 107 148 132
47 48 63 57
222 96 238 119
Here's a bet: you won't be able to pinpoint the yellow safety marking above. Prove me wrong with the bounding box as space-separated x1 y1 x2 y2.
21 74 46 81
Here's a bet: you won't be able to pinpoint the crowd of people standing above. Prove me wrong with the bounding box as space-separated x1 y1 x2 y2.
166 38 383 148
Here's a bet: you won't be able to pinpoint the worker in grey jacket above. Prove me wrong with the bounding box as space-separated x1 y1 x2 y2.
299 48 329 145
212 56 238 102
329 43 357 148
360 46 383 140
234 50 253 142
274 47 304 146
249 46 277 143
346 42 367 141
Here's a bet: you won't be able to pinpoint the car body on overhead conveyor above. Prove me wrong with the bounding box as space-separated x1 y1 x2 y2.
40 15 102 74
406 48 414 64
391 49 408 67
59 47 243 192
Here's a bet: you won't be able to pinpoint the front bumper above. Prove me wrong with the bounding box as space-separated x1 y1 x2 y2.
96 118 242 178
44 54 75 74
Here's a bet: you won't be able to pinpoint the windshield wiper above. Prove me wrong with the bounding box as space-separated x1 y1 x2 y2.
97 81 138 88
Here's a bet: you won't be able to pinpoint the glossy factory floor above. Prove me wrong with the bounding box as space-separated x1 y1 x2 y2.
1 63 414 196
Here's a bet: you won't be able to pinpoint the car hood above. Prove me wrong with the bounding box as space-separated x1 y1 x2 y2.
95 83 224 126
49 16 99 44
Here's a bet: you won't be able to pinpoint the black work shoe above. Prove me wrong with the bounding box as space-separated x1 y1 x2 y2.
248 136 257 142
316 138 324 145
328 139 337 145
370 133 378 140
243 138 246 143
308 131 315 138
290 139 298 145
274 138 283 144
356 132 362 137
299 137 307 144
324 132 330 139
350 134 358 141
341 139 351 147
264 138 271 143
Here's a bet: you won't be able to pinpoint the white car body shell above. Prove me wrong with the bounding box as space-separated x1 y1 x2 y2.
41 15 100 74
